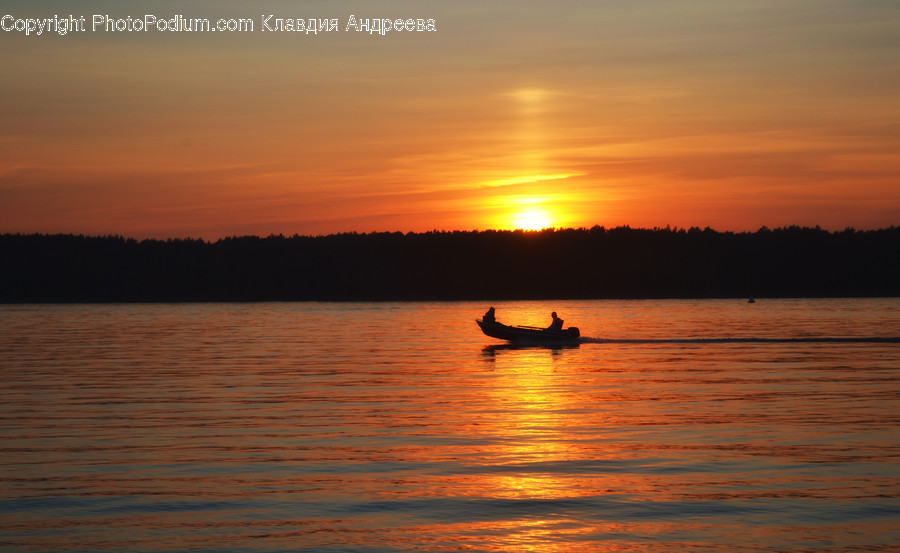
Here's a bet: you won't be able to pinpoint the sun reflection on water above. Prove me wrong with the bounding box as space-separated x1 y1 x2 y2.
479 348 591 500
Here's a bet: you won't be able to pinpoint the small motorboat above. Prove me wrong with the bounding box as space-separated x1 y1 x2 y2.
476 318 581 345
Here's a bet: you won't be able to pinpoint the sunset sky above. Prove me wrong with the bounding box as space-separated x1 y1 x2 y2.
2 0 899 238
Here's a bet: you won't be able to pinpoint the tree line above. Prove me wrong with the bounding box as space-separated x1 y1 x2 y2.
1 226 898 302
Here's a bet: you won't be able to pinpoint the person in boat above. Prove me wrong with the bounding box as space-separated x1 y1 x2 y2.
548 311 564 331
483 306 496 323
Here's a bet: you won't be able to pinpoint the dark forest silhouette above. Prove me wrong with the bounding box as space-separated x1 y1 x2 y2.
1 226 898 302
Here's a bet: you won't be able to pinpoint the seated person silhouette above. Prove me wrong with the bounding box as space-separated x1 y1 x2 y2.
548 311 563 331
483 306 496 323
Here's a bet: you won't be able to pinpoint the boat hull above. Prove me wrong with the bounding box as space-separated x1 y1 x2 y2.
476 319 581 344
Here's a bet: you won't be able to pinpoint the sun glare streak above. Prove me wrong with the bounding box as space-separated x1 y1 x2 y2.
479 173 583 188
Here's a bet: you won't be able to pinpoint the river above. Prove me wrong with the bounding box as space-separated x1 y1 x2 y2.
2 299 898 552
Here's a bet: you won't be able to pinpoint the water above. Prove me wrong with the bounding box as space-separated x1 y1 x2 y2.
1 299 899 552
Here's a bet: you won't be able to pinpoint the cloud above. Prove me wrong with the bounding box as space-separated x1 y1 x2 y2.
2 0 899 236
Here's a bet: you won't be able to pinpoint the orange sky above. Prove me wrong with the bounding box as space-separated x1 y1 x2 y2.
2 1 899 238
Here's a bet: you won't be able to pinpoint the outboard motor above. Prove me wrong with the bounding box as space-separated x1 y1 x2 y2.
567 327 580 338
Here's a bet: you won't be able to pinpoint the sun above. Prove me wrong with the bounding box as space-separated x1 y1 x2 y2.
512 207 553 231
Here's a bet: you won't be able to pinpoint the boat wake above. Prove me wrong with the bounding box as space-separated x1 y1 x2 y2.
580 336 900 344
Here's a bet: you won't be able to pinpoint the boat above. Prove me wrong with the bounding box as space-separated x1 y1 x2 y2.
476 318 581 345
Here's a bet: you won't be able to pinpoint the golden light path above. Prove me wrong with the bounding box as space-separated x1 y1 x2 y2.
462 346 617 552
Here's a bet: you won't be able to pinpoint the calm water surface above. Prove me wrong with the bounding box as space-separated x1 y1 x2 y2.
1 299 899 552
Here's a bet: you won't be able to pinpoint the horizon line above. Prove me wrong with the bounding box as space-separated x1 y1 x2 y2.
3 223 898 242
